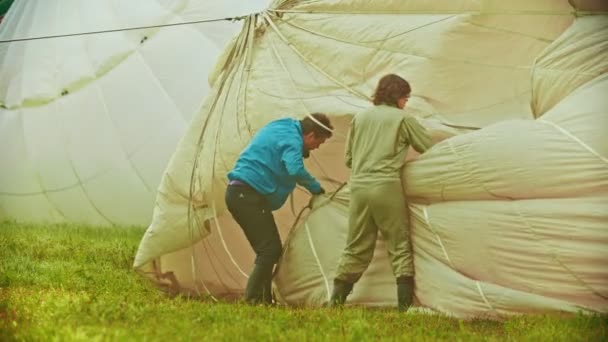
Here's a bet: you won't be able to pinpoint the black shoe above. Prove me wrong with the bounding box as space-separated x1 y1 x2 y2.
328 279 353 307
396 276 414 312
245 263 274 305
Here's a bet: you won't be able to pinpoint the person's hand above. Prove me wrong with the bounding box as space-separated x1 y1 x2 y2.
307 188 325 208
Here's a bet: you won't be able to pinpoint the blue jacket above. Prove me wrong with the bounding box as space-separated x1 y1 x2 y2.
228 118 322 210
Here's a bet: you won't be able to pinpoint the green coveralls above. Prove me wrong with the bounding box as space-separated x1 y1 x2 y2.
335 104 432 283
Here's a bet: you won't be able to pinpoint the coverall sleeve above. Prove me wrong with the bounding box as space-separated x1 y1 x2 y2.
281 142 323 194
344 120 354 169
400 116 433 154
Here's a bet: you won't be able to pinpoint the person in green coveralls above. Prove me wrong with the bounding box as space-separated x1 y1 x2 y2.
330 74 432 311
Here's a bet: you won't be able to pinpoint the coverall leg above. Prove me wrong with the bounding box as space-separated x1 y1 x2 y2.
334 184 379 283
371 181 413 278
335 181 413 282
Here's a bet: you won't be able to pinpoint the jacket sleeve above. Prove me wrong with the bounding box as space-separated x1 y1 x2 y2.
344 120 354 169
281 142 322 194
400 116 433 153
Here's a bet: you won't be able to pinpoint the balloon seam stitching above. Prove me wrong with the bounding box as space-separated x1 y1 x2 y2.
422 206 454 267
539 119 608 165
305 222 331 301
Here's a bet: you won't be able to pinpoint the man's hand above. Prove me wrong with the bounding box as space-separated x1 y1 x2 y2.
307 187 326 208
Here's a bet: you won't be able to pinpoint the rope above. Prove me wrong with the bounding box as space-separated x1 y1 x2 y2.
212 201 249 279
269 8 606 16
190 253 211 299
261 11 370 101
0 16 248 43
274 182 347 275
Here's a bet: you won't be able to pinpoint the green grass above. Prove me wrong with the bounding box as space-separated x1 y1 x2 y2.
0 221 606 341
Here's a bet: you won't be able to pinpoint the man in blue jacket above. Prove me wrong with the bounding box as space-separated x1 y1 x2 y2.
225 113 333 304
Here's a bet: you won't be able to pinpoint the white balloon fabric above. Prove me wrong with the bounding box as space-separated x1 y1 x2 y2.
0 0 269 225
1 0 605 318
132 0 607 318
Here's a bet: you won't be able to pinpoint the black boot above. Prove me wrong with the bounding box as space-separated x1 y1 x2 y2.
245 263 274 305
396 276 414 312
328 279 353 307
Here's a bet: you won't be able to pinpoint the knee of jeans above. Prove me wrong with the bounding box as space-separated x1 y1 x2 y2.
256 241 282 265
268 243 282 264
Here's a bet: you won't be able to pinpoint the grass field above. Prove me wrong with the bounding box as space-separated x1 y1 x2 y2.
1 221 606 341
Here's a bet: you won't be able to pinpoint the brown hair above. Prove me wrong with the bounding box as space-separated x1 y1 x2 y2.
300 113 333 139
372 74 411 107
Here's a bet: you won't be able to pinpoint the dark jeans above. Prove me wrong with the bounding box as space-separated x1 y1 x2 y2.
225 184 282 267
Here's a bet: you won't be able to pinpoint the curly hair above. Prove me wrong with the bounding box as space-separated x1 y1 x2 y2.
300 113 333 139
372 74 411 107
